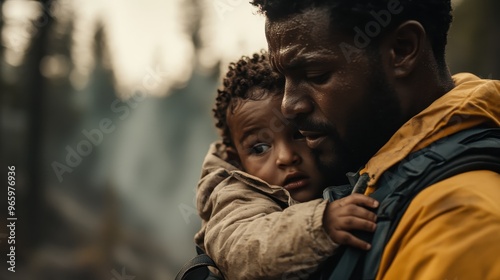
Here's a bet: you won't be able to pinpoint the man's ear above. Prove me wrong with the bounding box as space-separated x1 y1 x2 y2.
226 146 242 169
386 20 426 78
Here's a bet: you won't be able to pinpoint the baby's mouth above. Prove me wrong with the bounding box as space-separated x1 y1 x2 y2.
283 173 309 191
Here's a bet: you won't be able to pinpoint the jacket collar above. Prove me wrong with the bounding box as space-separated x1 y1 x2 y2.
361 73 500 193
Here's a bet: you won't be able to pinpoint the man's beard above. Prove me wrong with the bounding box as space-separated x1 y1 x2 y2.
316 70 404 186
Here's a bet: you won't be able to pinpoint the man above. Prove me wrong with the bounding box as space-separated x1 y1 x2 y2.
251 0 500 279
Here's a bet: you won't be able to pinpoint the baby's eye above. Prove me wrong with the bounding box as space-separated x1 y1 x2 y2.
250 143 271 155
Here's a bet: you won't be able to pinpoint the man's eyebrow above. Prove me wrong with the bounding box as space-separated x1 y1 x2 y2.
275 48 302 71
281 54 328 71
288 56 311 70
272 56 303 73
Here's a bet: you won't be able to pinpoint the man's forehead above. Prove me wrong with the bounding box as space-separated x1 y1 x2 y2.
264 8 342 69
265 7 331 36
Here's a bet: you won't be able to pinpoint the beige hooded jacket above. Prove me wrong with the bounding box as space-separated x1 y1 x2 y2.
194 143 337 279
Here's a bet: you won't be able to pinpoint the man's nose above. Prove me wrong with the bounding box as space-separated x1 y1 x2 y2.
281 82 313 119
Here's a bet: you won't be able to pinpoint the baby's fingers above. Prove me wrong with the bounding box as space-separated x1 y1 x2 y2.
337 193 379 209
335 216 377 233
329 203 378 222
332 231 372 250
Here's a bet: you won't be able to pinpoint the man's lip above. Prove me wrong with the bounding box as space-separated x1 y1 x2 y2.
300 131 327 149
306 135 327 149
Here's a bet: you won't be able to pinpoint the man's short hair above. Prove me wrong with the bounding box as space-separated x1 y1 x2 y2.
251 0 452 67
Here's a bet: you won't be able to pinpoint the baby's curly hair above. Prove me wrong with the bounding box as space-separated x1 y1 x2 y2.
214 51 285 147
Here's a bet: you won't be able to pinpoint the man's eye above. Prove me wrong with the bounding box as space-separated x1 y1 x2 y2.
307 72 330 85
292 130 306 140
250 143 271 155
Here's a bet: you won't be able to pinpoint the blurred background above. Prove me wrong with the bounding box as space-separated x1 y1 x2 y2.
0 0 498 279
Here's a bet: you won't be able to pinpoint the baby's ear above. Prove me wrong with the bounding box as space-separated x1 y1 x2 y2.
226 146 242 169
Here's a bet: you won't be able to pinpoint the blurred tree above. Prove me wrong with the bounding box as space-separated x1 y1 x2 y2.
0 0 3 60
187 0 203 51
24 14 122 280
25 0 54 253
447 0 500 79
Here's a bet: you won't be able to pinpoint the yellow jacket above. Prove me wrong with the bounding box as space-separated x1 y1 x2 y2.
361 73 500 279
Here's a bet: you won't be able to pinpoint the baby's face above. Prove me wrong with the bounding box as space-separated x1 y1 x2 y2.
227 94 326 202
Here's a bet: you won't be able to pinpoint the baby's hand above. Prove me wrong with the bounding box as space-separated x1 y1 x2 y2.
322 194 379 250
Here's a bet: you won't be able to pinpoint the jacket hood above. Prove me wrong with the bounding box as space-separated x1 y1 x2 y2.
363 73 500 192
197 142 294 221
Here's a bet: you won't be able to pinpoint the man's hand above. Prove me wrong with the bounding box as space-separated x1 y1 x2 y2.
322 194 379 250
